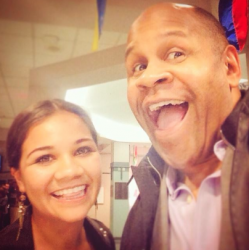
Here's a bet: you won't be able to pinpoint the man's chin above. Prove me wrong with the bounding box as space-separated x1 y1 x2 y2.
152 141 194 170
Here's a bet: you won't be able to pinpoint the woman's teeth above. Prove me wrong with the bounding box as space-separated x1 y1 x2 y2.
52 185 86 198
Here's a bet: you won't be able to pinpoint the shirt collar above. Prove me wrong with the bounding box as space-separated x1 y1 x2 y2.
165 166 178 196
166 166 221 199
213 140 227 161
165 140 225 198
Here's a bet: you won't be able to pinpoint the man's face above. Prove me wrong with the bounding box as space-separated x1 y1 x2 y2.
125 5 236 169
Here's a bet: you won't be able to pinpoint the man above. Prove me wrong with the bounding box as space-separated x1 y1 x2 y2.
121 3 249 250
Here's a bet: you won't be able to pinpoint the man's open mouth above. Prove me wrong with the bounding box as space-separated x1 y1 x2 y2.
148 100 188 130
51 185 87 200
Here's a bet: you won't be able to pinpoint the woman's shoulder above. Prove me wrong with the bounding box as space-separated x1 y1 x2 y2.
84 217 116 250
0 219 18 236
0 211 34 250
0 219 20 249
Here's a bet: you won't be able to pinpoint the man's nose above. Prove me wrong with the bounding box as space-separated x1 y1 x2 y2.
134 62 173 89
54 156 84 181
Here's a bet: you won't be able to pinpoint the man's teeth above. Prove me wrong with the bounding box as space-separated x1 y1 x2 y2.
52 185 86 197
149 100 185 111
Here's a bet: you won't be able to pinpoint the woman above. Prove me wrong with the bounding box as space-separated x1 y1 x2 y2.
0 99 115 250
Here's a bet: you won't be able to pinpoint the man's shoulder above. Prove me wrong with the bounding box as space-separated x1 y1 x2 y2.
120 197 145 250
135 146 165 170
222 90 249 147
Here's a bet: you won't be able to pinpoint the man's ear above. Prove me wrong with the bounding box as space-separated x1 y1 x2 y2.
223 45 241 88
10 168 26 193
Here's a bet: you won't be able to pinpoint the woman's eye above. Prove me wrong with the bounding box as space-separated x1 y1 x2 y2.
167 51 184 60
75 147 91 156
133 64 147 72
36 155 53 164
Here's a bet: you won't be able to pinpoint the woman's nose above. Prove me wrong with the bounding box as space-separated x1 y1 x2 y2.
54 156 84 181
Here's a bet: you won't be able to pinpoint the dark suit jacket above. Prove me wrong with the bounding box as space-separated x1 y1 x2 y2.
121 90 249 250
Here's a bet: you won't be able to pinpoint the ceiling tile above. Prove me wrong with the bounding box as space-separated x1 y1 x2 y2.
1 64 30 78
73 41 114 56
5 77 29 88
0 19 32 36
116 33 128 45
99 30 120 45
7 86 29 114
0 34 33 54
34 54 71 67
0 117 13 129
12 100 29 115
0 87 14 117
35 37 74 57
34 23 77 41
7 86 29 100
0 74 4 87
0 51 33 68
76 28 94 42
98 43 115 51
72 40 92 57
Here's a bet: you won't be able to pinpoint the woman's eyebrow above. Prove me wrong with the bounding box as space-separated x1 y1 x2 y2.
27 138 93 158
27 146 53 158
75 138 93 144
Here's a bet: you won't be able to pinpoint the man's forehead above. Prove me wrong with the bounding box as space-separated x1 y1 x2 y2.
125 4 217 60
129 3 198 34
136 3 195 21
127 5 199 43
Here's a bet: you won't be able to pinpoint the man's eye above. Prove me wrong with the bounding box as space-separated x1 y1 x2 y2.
75 147 91 156
167 51 184 60
36 155 53 164
133 64 147 72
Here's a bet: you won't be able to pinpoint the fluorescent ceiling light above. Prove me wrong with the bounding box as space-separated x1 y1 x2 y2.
65 79 150 143
90 114 150 142
239 78 249 90
174 4 193 8
239 78 248 84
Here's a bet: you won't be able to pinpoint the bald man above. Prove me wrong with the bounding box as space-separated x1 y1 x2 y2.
121 3 249 250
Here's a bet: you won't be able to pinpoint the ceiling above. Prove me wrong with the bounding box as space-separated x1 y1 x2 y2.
0 0 248 144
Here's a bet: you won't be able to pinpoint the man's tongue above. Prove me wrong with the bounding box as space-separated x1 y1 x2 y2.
156 104 187 130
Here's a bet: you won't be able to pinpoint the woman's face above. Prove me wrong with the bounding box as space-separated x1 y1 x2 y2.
12 111 101 223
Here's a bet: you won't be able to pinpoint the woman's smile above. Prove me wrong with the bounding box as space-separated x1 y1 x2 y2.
51 184 87 200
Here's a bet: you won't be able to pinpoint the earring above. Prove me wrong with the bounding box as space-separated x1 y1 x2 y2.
16 193 26 241
94 200 98 218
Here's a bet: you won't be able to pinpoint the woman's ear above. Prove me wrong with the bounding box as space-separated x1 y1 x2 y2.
223 45 241 88
10 168 26 193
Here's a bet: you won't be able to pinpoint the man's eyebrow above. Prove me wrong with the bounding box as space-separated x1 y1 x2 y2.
159 30 187 38
125 30 187 59
125 42 135 60
27 146 53 158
